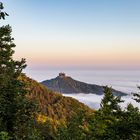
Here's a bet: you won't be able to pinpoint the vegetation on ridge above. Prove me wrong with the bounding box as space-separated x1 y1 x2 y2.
21 74 93 121
0 2 37 139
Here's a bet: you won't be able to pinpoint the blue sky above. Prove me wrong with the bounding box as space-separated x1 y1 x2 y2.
1 0 140 70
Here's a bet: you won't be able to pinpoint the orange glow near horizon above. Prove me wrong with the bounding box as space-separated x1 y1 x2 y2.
14 38 140 67
12 32 140 65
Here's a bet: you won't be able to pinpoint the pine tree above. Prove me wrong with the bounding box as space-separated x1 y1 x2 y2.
115 103 140 139
0 2 37 139
0 2 8 19
133 86 140 103
100 86 123 115
89 86 123 139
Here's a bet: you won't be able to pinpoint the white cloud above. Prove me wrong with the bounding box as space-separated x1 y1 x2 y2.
63 93 140 110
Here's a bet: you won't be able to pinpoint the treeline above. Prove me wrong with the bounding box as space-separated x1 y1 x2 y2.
1 2 140 140
11 74 140 140
58 86 140 140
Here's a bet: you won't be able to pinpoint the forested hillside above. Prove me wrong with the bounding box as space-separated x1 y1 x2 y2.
21 74 93 121
23 75 140 140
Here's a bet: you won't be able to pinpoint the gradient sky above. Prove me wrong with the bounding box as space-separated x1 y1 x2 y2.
1 0 140 70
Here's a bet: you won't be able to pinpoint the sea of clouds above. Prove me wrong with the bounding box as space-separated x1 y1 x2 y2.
63 93 140 110
26 69 140 109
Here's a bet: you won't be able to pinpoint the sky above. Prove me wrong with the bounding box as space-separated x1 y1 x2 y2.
1 0 140 70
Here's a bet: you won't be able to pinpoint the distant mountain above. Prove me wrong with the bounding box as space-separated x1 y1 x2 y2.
41 73 127 96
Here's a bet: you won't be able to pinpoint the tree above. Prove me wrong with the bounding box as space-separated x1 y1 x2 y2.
88 86 124 139
113 103 140 139
0 2 8 19
133 86 140 103
0 3 37 139
100 86 123 115
88 86 140 140
58 110 90 140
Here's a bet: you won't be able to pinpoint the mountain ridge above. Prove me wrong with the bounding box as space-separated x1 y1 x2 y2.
41 73 127 96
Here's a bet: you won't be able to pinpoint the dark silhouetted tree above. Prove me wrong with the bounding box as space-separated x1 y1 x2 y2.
0 2 8 19
0 2 37 139
133 86 140 103
89 86 123 139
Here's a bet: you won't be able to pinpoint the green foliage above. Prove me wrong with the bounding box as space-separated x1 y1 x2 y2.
21 75 93 122
86 87 121 139
87 86 140 140
100 86 123 115
133 86 140 103
58 110 90 140
21 75 93 139
0 2 9 20
0 3 37 139
57 86 140 140
113 103 140 139
21 78 140 140
0 131 10 140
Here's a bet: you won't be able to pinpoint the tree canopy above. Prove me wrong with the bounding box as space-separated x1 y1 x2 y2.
0 2 37 139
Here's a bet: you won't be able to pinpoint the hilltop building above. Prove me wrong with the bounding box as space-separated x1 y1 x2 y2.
59 73 66 78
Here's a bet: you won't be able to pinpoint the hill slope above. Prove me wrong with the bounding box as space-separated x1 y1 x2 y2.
41 73 126 96
21 74 93 121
